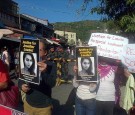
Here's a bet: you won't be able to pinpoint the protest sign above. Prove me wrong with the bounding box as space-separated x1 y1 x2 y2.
88 33 128 60
19 39 40 84
0 104 27 115
122 44 135 73
76 46 98 82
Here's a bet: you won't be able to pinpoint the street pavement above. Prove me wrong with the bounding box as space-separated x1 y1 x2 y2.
52 84 75 115
52 61 76 115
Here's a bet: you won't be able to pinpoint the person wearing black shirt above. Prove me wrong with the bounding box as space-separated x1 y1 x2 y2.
18 39 57 115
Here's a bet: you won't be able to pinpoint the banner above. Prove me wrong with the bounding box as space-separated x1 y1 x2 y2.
76 46 98 82
0 104 27 115
88 33 128 60
122 44 135 73
19 39 40 84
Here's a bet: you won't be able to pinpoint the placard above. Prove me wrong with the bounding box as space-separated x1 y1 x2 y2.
76 46 98 82
88 33 128 60
122 44 135 73
0 104 27 115
19 39 40 84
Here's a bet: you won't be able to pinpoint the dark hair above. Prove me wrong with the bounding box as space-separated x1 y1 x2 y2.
50 45 54 49
81 57 93 75
40 39 48 51
23 52 35 75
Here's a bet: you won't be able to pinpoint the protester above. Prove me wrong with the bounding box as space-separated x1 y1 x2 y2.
73 65 97 115
96 56 131 115
67 47 70 54
47 45 57 61
120 70 135 113
21 52 36 76
1 46 10 70
0 59 9 91
0 59 19 108
56 46 69 80
14 49 19 77
18 39 57 115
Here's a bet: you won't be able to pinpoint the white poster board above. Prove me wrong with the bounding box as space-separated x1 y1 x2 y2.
88 33 129 60
122 44 135 73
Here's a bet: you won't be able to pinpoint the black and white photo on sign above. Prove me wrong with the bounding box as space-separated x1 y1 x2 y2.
20 52 37 77
78 57 95 76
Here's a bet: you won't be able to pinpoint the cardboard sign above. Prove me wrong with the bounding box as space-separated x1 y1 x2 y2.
0 104 27 115
122 44 135 73
19 39 40 85
76 46 98 82
88 33 128 60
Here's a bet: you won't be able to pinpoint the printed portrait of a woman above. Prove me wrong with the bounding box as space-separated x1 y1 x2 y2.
21 52 37 76
78 57 94 76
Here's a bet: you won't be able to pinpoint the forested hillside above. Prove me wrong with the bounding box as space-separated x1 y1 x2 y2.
53 20 105 42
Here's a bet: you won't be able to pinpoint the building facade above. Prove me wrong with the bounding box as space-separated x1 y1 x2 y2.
0 0 54 39
0 0 19 28
54 30 76 46
21 14 54 38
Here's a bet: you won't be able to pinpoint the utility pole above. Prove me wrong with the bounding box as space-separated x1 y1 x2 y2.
18 7 21 29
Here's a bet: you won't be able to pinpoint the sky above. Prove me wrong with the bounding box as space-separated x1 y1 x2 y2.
13 0 101 23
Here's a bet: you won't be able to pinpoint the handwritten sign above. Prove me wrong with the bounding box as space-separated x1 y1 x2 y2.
122 44 135 73
88 33 128 60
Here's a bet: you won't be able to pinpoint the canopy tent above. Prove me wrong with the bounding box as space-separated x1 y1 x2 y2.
0 29 13 39
1 37 20 42
46 38 60 45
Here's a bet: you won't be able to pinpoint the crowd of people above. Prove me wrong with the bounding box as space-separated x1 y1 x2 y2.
0 39 135 115
0 43 75 80
73 56 135 115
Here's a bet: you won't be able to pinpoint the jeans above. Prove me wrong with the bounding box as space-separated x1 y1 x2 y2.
75 96 96 115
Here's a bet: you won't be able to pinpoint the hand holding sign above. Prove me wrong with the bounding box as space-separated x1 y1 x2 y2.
37 61 47 72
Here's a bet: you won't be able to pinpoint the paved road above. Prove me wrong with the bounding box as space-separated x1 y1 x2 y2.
52 61 76 115
52 84 75 115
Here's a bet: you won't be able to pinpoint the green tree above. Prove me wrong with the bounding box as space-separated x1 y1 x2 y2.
71 0 135 32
